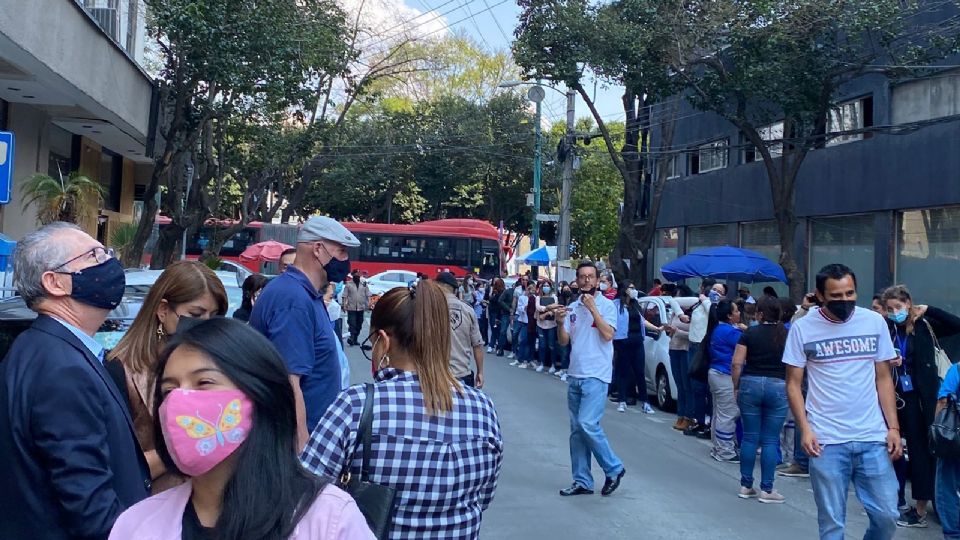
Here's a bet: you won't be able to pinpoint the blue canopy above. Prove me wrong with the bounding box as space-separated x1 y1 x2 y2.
660 246 787 284
519 245 557 266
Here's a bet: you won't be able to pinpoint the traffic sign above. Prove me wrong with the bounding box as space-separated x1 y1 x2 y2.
0 132 14 205
536 213 559 222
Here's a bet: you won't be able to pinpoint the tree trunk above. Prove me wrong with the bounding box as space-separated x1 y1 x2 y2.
201 222 246 261
151 222 183 269
610 88 643 288
123 166 163 268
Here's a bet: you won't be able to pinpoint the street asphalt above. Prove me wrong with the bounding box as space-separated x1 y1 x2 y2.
341 325 940 540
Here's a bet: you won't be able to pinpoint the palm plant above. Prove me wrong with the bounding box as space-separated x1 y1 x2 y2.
109 221 139 261
21 172 103 225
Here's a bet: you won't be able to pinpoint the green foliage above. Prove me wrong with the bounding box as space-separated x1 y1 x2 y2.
108 222 139 262
20 172 103 225
202 256 223 271
571 123 625 259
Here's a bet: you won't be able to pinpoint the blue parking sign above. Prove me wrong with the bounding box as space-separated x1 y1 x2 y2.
0 131 13 205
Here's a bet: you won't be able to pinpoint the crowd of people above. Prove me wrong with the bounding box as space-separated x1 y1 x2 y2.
0 218 503 540
2 218 960 540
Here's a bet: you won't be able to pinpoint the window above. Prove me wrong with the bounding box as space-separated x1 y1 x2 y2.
827 97 874 146
692 139 728 174
653 228 679 282
809 215 876 306
897 207 960 315
892 70 960 124
743 122 784 163
664 155 681 179
687 224 729 251
739 221 788 298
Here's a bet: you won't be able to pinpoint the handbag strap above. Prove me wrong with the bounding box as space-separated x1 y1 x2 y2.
921 317 944 350
359 382 376 481
339 383 375 485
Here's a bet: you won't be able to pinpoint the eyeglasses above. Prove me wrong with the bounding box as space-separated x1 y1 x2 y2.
52 246 115 272
360 335 375 363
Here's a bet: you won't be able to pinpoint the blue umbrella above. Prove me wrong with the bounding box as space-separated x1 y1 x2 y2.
519 246 557 266
660 246 787 283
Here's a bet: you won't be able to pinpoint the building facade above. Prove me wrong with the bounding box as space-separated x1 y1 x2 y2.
0 0 154 243
647 69 960 313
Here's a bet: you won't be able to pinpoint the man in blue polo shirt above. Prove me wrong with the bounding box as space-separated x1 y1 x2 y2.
251 215 359 449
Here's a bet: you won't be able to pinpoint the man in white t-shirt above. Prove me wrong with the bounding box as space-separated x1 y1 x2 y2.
554 261 625 497
783 263 901 540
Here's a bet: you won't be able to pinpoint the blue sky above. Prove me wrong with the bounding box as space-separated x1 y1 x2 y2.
389 0 628 125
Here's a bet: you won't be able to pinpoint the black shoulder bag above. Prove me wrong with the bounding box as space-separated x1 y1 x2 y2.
930 365 960 458
338 383 397 539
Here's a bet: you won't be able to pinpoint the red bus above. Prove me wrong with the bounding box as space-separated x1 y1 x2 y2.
154 217 506 278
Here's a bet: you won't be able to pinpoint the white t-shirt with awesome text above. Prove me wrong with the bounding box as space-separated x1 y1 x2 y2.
564 293 618 383
782 307 896 445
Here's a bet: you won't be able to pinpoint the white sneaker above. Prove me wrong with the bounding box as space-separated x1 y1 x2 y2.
617 403 627 412
486 346 493 353
518 362 529 369
759 490 786 504
535 365 544 373
560 373 568 382
508 352 516 359
509 360 520 366
642 403 655 414
738 487 759 499
548 366 557 374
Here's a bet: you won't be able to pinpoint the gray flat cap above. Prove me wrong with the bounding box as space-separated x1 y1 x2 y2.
298 216 360 247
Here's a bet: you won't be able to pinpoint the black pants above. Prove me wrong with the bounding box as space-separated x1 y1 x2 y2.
614 333 647 404
347 310 364 344
478 315 489 345
898 390 935 501
460 372 475 388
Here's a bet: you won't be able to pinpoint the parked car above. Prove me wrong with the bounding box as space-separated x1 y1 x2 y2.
365 269 419 305
635 295 700 411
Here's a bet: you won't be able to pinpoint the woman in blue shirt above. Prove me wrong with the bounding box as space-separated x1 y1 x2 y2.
703 300 743 463
936 363 960 538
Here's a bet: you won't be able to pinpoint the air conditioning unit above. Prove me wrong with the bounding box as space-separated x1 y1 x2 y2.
88 7 120 42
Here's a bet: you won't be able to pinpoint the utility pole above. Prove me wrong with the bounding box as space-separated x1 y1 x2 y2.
557 90 575 280
528 85 545 279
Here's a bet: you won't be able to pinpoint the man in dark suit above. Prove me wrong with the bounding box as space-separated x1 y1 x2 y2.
0 222 149 539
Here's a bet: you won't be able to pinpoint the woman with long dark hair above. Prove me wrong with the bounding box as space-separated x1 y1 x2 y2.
302 281 503 539
107 261 228 494
488 278 506 356
109 318 373 539
731 297 789 503
613 281 662 413
233 273 269 322
704 299 743 463
881 285 960 527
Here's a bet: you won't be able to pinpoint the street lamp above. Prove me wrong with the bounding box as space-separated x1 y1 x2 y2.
498 80 576 281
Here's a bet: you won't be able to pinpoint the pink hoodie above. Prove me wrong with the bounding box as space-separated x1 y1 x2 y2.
109 481 374 540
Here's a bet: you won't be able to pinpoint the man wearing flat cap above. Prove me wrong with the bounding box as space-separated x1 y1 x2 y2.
251 215 360 448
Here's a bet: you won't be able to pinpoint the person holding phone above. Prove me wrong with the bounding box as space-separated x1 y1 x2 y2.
783 264 901 539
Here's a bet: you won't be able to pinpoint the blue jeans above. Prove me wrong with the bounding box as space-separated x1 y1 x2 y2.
512 320 530 360
497 314 510 351
809 442 898 540
689 342 711 424
669 349 694 418
538 326 557 368
567 376 624 490
938 457 960 538
738 376 788 492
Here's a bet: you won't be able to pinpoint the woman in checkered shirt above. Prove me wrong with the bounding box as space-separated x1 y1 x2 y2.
301 280 504 540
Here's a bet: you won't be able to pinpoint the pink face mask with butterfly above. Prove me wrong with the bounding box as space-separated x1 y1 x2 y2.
158 388 253 477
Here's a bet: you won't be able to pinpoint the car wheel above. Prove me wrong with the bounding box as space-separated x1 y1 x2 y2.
656 366 676 412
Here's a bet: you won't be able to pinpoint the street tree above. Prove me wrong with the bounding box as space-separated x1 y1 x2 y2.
124 0 349 268
661 0 960 300
513 0 681 288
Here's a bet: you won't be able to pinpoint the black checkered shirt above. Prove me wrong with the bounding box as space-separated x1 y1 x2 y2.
300 368 503 539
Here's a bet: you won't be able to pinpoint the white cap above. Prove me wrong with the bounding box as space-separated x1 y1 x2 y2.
297 216 360 247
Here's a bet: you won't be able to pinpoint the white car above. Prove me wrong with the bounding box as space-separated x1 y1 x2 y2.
365 270 419 297
635 295 701 411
